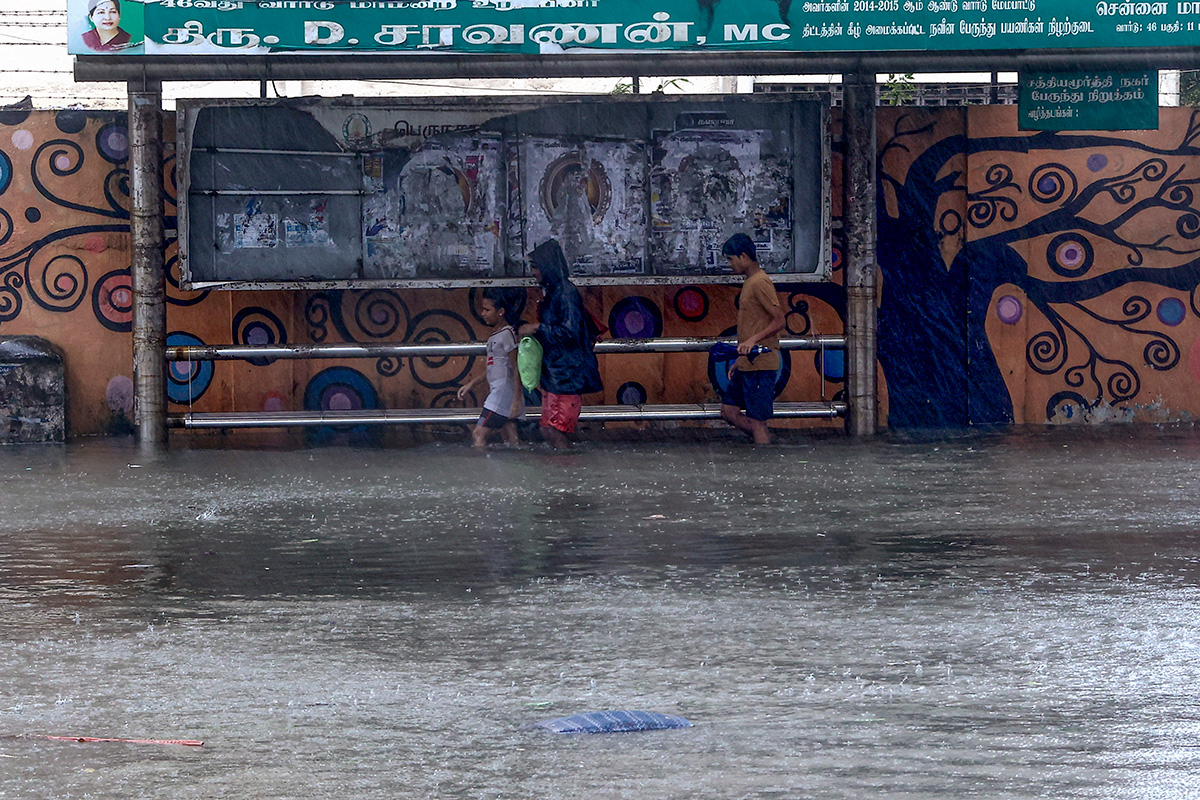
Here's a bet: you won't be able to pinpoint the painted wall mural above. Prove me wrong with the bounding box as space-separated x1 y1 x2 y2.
9 103 1200 439
1 107 139 435
878 106 1200 426
0 108 844 438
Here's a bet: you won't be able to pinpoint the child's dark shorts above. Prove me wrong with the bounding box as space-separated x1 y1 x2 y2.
722 369 775 421
477 409 513 429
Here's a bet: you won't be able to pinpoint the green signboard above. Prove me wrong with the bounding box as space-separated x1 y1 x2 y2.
1019 70 1159 131
68 0 1200 56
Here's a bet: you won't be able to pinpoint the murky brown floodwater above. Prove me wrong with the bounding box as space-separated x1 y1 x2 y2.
3 428 1200 799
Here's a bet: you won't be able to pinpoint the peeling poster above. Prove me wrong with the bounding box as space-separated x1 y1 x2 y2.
364 135 503 279
651 129 792 273
284 201 332 247
518 137 646 276
233 201 279 249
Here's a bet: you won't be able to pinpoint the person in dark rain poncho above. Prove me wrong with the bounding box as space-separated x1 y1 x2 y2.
518 239 603 449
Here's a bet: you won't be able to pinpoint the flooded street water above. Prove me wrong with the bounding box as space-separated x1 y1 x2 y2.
3 428 1200 799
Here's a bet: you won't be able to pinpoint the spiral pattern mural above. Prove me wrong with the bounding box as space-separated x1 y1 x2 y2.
8 104 1200 435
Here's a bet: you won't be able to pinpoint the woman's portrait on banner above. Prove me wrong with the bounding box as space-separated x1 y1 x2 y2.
76 0 144 53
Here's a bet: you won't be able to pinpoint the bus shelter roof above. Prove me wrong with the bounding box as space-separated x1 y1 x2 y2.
76 47 1200 85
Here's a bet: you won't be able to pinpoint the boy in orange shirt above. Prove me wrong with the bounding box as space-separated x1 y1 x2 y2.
720 233 786 445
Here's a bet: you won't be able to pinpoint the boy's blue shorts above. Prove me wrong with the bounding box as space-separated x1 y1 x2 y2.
722 370 775 421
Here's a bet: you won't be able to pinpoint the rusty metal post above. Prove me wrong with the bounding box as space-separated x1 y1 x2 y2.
842 68 879 436
129 81 168 451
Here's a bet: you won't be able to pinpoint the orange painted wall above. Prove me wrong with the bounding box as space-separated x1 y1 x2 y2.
21 103 1200 436
877 105 1200 426
0 109 847 439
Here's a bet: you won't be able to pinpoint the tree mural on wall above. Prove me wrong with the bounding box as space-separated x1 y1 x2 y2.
878 108 1200 426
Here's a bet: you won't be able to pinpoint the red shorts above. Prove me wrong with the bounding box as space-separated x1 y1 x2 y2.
540 391 583 434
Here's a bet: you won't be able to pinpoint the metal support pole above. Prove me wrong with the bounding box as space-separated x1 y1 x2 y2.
129 81 167 451
842 68 879 437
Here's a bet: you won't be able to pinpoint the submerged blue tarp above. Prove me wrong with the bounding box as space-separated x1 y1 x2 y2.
539 711 692 734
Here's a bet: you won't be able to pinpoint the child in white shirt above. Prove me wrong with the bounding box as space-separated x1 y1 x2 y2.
457 288 525 447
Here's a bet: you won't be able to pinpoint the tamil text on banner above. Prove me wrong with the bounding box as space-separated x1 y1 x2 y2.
68 0 1200 56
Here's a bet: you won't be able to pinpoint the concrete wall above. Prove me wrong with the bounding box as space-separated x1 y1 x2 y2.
878 105 1200 426
5 103 1200 437
0 107 845 439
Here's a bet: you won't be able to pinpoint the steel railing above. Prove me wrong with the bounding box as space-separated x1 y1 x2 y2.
165 336 846 429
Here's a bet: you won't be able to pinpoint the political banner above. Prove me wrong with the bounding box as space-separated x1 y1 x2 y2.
68 0 1200 57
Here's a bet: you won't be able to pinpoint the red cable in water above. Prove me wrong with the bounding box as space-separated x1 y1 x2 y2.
41 735 203 746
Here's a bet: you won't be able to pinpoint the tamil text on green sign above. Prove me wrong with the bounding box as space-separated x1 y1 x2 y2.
1020 70 1159 131
68 0 1200 56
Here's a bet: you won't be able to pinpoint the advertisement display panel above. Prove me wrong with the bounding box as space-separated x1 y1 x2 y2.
177 95 829 288
651 127 793 274
515 137 647 276
362 134 505 279
69 0 1200 57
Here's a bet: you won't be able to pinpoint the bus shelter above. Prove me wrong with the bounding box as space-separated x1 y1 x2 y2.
70 0 1200 450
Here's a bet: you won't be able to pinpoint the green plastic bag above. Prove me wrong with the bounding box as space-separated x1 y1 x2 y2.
518 336 543 391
